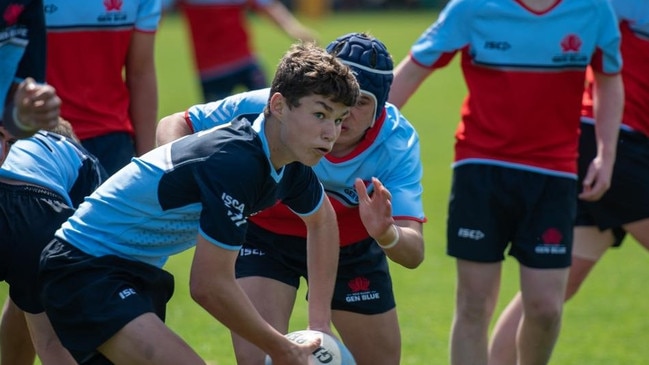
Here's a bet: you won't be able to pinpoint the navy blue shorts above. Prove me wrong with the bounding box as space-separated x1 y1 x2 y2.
0 183 74 313
39 238 174 364
576 122 649 246
447 164 576 269
236 223 395 315
200 62 267 102
81 132 135 176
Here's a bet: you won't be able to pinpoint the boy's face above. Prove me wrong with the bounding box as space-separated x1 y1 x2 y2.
273 93 349 167
0 126 17 165
331 92 376 156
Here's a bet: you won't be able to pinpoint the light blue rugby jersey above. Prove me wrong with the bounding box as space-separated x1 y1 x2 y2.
187 88 425 223
0 131 106 207
56 116 324 268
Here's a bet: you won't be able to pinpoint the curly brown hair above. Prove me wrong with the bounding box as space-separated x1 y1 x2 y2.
265 42 360 116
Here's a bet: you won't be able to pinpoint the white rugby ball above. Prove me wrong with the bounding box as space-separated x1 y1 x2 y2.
264 330 356 365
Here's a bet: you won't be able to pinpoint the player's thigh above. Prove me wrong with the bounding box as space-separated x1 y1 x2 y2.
518 265 569 312
24 311 76 365
332 309 400 365
624 217 649 251
572 226 614 261
98 312 203 365
455 259 502 308
237 276 297 331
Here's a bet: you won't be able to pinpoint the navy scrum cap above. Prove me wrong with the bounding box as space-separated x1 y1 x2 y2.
326 32 394 124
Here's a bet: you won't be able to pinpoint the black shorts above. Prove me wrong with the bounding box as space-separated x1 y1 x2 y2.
576 122 649 246
0 183 74 313
39 238 175 364
201 62 266 102
236 223 395 315
447 164 576 269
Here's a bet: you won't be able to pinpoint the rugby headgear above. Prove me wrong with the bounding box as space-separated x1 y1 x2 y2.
326 32 394 124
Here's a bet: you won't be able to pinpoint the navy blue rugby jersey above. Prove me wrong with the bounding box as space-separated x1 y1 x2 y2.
56 116 324 267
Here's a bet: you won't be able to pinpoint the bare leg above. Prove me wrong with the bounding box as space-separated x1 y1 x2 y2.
231 277 297 365
624 218 649 252
24 312 76 365
0 298 35 365
333 308 400 365
450 260 501 365
488 226 613 364
517 266 569 365
98 312 205 365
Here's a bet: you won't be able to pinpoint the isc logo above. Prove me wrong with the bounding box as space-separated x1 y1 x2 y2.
458 228 485 240
221 192 246 226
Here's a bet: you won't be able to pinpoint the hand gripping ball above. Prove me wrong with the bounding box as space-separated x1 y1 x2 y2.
264 330 356 365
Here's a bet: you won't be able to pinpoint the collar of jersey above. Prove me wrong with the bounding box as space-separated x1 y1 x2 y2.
252 114 284 182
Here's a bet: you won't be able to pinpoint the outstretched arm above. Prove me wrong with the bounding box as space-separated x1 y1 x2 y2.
355 177 424 269
388 57 432 110
190 235 320 364
300 196 339 335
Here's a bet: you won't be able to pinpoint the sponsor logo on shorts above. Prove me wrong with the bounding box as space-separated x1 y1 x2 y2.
239 247 265 257
534 227 567 255
457 227 485 240
118 288 137 299
345 276 380 303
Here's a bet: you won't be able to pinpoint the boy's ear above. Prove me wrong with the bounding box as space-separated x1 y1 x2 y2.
269 92 285 117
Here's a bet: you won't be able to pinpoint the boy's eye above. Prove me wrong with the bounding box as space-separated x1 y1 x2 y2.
314 112 325 119
334 118 344 126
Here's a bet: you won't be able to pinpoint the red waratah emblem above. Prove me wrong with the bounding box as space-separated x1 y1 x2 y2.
104 0 123 11
348 277 370 292
541 228 563 245
560 34 582 52
3 4 24 25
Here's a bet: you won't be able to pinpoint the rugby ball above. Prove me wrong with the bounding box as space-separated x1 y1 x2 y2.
264 330 356 365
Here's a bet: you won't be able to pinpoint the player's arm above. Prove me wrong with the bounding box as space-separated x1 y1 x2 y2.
355 177 424 269
190 235 320 364
125 30 158 156
258 0 318 43
299 196 339 335
156 112 192 146
579 72 623 202
388 57 432 109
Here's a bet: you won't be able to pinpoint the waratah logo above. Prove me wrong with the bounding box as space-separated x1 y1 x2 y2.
3 4 24 25
348 277 370 292
104 0 123 11
541 228 563 245
560 34 582 52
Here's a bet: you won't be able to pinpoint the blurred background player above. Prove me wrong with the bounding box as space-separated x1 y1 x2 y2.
388 0 623 364
38 42 359 365
1 0 60 139
488 0 649 363
0 118 106 364
164 0 317 102
1 1 61 363
44 0 161 175
157 32 426 365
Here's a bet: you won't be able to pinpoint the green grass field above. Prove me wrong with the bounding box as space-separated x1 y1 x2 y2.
2 9 647 365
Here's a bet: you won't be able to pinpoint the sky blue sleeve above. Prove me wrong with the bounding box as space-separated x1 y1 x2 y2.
410 0 474 68
594 0 622 74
